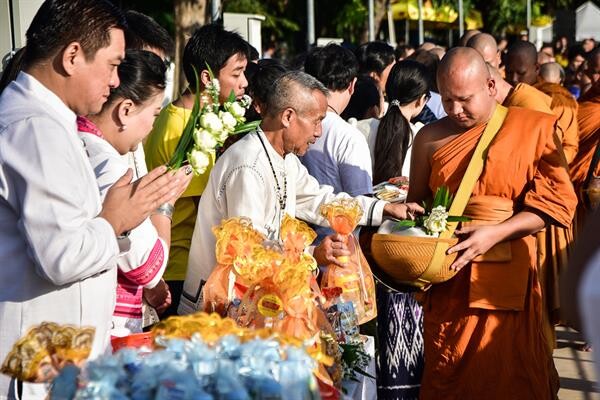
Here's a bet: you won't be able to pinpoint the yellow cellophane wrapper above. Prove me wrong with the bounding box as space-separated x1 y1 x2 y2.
280 214 317 261
319 199 377 324
1 322 94 383
203 217 269 313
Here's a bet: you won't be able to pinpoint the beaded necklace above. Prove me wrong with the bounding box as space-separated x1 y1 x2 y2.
256 131 287 211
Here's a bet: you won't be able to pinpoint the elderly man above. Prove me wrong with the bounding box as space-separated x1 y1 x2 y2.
179 71 423 315
0 0 181 398
408 47 576 399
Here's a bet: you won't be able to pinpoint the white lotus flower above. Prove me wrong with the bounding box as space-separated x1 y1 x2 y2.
200 112 223 132
220 111 237 130
188 148 211 175
228 101 246 119
193 128 217 151
423 205 449 237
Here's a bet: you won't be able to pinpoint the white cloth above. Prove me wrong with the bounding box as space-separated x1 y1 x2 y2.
0 72 123 399
300 111 373 197
178 129 387 315
426 91 447 120
579 249 600 378
342 335 377 400
79 133 168 336
358 118 423 178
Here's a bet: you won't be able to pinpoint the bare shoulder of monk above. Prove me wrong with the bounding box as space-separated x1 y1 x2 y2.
417 117 464 158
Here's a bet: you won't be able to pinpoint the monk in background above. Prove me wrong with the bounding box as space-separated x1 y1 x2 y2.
408 47 577 399
466 33 502 71
570 80 600 223
502 41 579 347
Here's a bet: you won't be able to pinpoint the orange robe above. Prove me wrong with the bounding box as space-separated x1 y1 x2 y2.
570 83 600 196
505 83 576 348
420 107 577 400
534 82 579 164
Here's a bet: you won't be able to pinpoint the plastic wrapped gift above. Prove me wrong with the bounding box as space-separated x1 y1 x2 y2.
50 324 322 400
319 199 377 325
1 322 94 383
203 217 267 313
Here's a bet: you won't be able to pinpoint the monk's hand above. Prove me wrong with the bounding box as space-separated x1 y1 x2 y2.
100 166 182 236
383 202 425 220
447 225 501 271
314 233 351 267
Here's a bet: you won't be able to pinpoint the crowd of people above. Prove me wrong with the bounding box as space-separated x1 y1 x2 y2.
1 0 600 399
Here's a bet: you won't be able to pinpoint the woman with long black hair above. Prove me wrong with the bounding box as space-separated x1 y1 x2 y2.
370 60 430 400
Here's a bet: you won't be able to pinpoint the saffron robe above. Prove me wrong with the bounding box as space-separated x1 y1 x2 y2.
570 82 600 196
505 83 576 349
419 107 577 400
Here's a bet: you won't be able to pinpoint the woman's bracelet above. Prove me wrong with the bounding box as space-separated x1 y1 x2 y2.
153 203 174 220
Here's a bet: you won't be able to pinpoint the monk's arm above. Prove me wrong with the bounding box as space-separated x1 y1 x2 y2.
447 208 546 271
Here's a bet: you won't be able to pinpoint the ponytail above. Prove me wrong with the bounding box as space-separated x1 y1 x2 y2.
372 103 411 185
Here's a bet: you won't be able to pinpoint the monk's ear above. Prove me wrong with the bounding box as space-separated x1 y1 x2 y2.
486 77 497 97
61 41 85 76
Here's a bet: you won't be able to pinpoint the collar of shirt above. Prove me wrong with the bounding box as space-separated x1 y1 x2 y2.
16 71 77 132
77 116 103 138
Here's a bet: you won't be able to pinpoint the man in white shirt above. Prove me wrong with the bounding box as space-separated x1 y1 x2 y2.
301 44 374 240
179 71 423 315
0 1 181 398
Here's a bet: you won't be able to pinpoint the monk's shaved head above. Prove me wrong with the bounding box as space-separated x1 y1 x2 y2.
437 47 497 129
458 29 481 47
467 33 500 68
506 40 539 86
539 62 564 84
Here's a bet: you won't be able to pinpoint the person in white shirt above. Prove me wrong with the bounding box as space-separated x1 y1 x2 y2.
302 44 373 197
179 71 424 315
0 1 181 398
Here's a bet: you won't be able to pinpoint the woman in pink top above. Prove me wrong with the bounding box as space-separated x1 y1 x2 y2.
77 50 192 336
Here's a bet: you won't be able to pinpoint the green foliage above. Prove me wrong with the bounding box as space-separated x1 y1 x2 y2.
222 0 300 38
332 0 368 43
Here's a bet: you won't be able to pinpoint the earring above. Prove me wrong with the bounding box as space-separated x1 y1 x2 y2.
120 124 127 131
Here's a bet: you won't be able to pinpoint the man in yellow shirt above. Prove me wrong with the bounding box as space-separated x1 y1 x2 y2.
145 24 250 316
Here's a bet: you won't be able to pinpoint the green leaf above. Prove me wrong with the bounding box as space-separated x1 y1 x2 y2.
226 90 236 104
447 216 471 222
233 120 261 135
395 220 416 228
168 66 202 169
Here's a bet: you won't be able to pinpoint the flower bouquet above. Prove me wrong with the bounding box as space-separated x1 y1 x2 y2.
371 186 470 290
394 186 470 237
167 66 261 175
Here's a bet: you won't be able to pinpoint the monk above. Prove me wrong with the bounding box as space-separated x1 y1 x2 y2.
505 40 539 87
458 29 481 47
486 62 578 350
408 47 577 399
539 62 564 85
466 33 501 69
570 80 600 212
